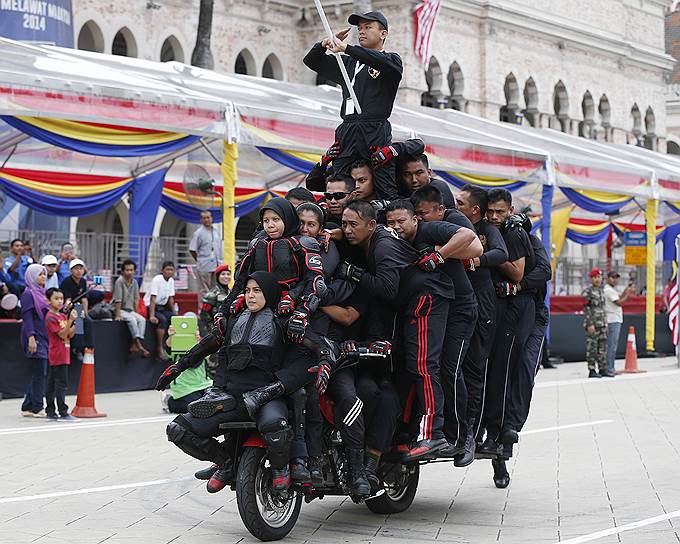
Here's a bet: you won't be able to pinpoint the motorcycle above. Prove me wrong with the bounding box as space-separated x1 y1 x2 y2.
214 349 421 541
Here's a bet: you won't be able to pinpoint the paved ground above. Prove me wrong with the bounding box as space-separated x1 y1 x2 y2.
1 357 680 544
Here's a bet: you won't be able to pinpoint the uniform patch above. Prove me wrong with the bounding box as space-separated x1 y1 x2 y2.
307 254 323 272
368 67 381 79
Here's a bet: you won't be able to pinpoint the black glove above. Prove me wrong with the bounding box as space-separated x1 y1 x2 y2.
370 199 390 213
505 213 530 232
230 293 246 315
417 250 445 272
155 363 181 391
308 362 331 395
496 281 519 298
321 141 341 166
277 293 296 316
336 261 364 284
370 145 397 169
287 311 308 343
368 340 392 355
211 312 227 341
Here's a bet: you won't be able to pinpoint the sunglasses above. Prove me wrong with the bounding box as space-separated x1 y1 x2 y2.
324 191 349 201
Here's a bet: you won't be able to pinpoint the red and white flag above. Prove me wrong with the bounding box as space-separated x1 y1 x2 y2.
413 0 442 65
669 265 679 346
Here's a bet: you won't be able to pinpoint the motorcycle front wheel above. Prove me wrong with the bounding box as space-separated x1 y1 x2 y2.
365 463 419 515
236 446 302 541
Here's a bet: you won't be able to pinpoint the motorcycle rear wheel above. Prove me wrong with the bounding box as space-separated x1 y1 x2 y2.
365 463 419 514
236 446 302 541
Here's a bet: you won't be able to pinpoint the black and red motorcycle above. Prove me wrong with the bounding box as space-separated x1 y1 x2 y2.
215 350 421 541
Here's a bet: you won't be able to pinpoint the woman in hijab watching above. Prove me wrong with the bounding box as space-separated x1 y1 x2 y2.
20 263 50 417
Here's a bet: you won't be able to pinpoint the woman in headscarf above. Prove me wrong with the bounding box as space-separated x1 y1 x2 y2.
20 263 49 417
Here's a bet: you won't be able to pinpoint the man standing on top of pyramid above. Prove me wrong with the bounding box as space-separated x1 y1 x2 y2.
304 10 403 201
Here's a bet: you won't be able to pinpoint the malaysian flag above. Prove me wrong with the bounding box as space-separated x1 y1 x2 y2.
669 263 679 346
413 0 442 65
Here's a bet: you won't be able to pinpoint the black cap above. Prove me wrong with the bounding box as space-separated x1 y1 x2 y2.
607 271 621 278
348 11 388 31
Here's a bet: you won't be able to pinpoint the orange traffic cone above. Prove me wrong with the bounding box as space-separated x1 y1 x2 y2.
618 326 646 374
72 348 107 418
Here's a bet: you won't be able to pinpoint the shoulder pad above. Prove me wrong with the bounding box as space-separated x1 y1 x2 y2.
297 236 321 252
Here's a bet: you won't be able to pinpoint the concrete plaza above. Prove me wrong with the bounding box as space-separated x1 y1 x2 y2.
1 357 679 544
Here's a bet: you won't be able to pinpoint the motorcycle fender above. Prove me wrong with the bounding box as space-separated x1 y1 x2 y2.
243 432 265 448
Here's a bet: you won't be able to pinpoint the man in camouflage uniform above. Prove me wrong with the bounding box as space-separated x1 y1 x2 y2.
583 268 607 378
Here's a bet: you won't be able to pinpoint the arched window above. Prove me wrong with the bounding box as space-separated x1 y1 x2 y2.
644 107 656 150
631 104 642 143
234 49 256 75
77 21 104 53
421 57 444 108
262 53 284 80
447 62 465 111
668 141 680 155
160 36 184 63
553 81 569 132
112 28 138 58
579 91 595 138
500 73 520 123
523 77 539 127
598 94 611 141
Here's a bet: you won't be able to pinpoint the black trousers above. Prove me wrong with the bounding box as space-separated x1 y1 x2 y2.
441 292 478 443
483 294 535 440
326 368 365 450
505 303 548 432
168 389 206 414
465 285 497 438
357 374 401 452
402 293 449 441
45 364 69 417
333 119 398 201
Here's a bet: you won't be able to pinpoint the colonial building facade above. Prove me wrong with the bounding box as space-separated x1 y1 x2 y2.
72 0 673 150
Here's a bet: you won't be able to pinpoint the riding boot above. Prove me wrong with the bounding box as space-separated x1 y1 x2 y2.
290 458 312 484
188 387 236 418
242 381 286 418
364 451 381 492
454 419 477 467
346 448 370 498
308 456 324 486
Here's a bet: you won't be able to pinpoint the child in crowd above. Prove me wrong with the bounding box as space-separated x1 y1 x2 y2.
44 288 78 421
162 322 213 414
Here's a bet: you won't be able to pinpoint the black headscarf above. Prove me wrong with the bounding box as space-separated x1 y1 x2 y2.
260 197 299 238
246 271 281 310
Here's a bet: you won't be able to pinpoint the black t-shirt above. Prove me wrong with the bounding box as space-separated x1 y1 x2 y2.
60 275 87 303
492 226 535 284
412 220 473 297
468 219 508 290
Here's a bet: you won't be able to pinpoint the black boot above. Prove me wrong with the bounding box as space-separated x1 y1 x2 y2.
194 463 218 480
476 436 502 459
290 458 312 484
207 458 234 493
454 421 477 467
364 452 381 492
188 387 236 418
242 381 285 418
308 456 324 486
492 459 510 488
346 448 370 498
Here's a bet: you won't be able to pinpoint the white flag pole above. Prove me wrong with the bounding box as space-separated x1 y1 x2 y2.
312 0 362 115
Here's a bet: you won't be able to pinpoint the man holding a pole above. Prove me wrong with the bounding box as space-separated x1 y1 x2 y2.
303 10 402 201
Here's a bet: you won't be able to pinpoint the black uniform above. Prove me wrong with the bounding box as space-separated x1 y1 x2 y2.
415 214 478 444
463 220 508 437
504 234 551 433
303 42 403 200
483 224 535 441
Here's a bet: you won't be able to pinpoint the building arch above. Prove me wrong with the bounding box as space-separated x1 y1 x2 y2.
262 53 284 80
235 48 257 75
668 141 680 155
552 81 569 132
422 57 444 108
500 73 520 123
77 20 105 53
112 27 138 58
579 91 595 138
447 62 465 111
160 35 185 63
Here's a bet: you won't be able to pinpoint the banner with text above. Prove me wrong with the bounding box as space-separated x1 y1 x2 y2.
0 0 73 47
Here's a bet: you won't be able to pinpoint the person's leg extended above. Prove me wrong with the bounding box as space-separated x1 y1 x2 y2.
606 322 621 374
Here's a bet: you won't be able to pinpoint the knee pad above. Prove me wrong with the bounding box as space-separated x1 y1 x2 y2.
336 396 363 428
166 417 226 464
262 424 293 468
166 417 190 444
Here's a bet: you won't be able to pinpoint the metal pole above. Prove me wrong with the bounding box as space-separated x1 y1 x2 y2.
312 0 362 115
